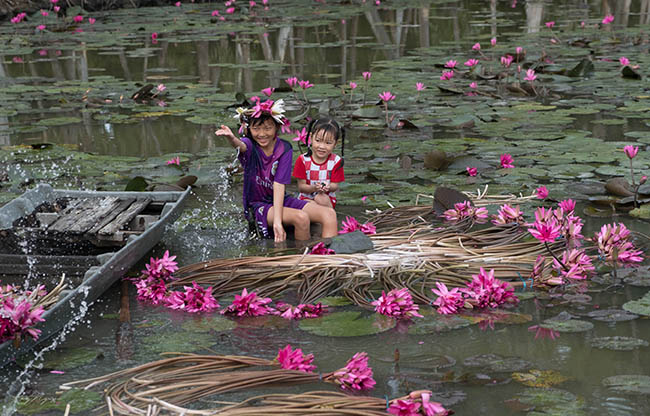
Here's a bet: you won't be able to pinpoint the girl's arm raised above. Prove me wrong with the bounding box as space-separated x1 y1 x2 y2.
272 182 286 242
215 125 247 153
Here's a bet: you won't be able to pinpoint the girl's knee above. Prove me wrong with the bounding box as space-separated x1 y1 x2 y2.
294 210 310 229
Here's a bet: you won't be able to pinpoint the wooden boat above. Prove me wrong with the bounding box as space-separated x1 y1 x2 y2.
0 184 190 367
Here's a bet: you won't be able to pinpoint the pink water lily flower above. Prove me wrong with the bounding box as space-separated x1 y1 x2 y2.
619 57 630 66
469 82 478 89
73 15 83 23
466 167 477 176
330 352 376 391
472 42 481 51
500 153 514 168
275 302 326 320
226 6 235 13
445 59 457 69
174 1 181 6
310 242 335 255
166 156 180 166
545 21 555 28
292 127 308 145
220 288 274 316
156 83 166 92
37 25 46 31
276 345 316 372
166 282 219 313
298 80 313 89
440 70 454 81
388 399 421 415
558 199 575 213
285 76 298 88
88 17 96 24
623 145 638 159
151 32 158 41
536 186 549 199
524 69 537 81
500 55 513 67
371 288 423 319
362 71 372 81
41 10 49 16
432 282 464 315
463 267 518 309
378 91 395 102
491 37 497 46
528 219 561 243
602 14 614 24
415 82 425 91
261 87 275 97
464 59 479 67
211 10 220 16
349 81 357 89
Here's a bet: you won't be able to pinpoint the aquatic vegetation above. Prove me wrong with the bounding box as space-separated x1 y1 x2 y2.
275 344 316 372
372 288 422 319
0 285 47 344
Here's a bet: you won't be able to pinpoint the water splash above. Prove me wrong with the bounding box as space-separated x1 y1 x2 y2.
0 286 92 416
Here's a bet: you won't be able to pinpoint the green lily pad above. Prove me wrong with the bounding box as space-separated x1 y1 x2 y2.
34 117 82 126
463 353 532 372
602 375 650 394
19 347 100 371
622 290 650 316
541 319 594 333
512 369 569 388
590 336 649 351
585 309 638 322
407 309 471 335
513 388 585 414
629 204 650 219
316 296 353 306
299 311 395 337
16 389 102 415
180 315 236 333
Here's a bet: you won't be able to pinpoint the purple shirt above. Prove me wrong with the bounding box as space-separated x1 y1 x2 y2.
238 136 293 206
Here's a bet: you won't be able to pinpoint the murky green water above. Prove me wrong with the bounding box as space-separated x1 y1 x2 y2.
2 0 650 414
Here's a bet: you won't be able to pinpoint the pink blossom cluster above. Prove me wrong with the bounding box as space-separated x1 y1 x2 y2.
274 302 326 320
166 282 219 313
528 201 583 244
220 288 274 316
371 288 422 319
595 223 643 266
388 390 449 416
432 268 518 315
135 276 169 305
284 77 313 89
250 99 275 118
553 249 594 281
0 286 46 343
491 204 525 226
442 201 488 223
142 250 178 280
339 216 376 235
276 344 316 373
331 352 376 391
310 242 335 255
11 12 27 24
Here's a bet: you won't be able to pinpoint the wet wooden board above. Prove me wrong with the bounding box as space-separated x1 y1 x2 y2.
86 198 136 234
66 196 124 234
48 198 101 233
98 198 151 236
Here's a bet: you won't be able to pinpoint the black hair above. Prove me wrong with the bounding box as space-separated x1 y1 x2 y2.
242 113 281 140
303 117 345 167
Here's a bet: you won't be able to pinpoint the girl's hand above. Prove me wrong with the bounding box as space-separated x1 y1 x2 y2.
321 183 331 193
215 125 236 140
273 222 286 243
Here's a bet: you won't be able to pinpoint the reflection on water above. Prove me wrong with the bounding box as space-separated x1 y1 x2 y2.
1 0 647 155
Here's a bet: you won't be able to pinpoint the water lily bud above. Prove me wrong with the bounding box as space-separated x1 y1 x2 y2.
641 175 647 185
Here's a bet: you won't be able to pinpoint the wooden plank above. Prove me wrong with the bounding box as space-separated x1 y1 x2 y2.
98 198 151 236
48 198 98 233
66 197 123 234
86 198 136 235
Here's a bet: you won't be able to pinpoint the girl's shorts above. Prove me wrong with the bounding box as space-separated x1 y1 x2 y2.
249 196 308 239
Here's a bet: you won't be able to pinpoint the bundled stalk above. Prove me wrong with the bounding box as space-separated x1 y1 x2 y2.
60 351 382 416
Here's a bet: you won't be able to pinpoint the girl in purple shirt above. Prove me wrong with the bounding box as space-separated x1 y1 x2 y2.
215 99 337 243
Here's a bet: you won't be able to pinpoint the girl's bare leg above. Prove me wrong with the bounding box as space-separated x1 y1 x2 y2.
313 193 333 208
302 202 337 238
267 207 311 240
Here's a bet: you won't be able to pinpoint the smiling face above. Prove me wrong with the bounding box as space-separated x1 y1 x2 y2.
310 129 337 164
249 117 279 153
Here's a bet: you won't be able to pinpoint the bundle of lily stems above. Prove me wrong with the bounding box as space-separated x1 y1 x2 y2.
169 188 558 306
60 353 416 415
